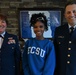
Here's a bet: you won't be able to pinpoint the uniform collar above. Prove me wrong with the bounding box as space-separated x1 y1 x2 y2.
0 31 6 38
68 24 76 29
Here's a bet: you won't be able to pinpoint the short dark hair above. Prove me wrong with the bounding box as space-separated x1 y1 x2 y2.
64 1 76 12
30 13 48 31
0 14 8 24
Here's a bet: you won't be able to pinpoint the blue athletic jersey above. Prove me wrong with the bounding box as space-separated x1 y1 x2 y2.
22 38 55 75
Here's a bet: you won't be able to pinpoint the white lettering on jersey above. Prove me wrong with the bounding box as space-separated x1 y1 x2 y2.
28 47 31 54
40 49 45 57
35 47 40 55
27 46 45 57
28 46 36 54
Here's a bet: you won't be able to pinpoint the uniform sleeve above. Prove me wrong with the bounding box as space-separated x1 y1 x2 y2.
14 36 21 75
43 42 56 75
22 41 30 75
53 27 60 75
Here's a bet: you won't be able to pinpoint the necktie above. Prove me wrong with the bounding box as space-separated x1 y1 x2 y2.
69 27 74 36
0 35 2 37
0 35 3 38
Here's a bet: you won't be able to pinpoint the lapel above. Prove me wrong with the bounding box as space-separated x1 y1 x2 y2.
1 32 9 49
71 28 76 39
62 24 69 39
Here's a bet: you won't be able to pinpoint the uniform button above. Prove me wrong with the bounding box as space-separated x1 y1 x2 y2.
59 42 61 44
13 66 15 68
12 47 14 49
68 48 71 50
69 41 72 43
68 54 70 57
67 61 70 64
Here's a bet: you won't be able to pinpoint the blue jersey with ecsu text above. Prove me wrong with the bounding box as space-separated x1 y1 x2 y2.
22 38 55 75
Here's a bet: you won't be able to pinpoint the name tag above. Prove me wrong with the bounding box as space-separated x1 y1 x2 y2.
58 36 64 38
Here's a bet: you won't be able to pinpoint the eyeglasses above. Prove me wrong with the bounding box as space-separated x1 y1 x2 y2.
36 17 44 21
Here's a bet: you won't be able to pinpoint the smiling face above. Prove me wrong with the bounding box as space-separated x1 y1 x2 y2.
0 19 7 34
64 4 76 26
33 21 45 40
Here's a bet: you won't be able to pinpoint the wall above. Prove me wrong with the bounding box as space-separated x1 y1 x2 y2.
0 0 72 74
0 0 71 46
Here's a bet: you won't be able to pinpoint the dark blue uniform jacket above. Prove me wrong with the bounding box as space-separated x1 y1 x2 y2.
54 24 76 75
0 32 21 75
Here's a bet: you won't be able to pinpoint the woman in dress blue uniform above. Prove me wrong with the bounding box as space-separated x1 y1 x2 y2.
0 14 21 75
22 13 56 75
54 1 76 75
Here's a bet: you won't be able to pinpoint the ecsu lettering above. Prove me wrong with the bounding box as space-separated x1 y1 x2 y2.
27 46 45 57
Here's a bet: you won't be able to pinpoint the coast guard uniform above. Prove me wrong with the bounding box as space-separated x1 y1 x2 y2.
0 32 21 75
54 24 76 75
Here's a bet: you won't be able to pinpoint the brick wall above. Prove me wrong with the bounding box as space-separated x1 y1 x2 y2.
0 0 71 46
